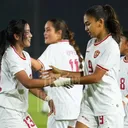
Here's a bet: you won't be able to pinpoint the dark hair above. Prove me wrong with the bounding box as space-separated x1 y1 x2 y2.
48 19 83 70
0 19 28 56
85 4 122 44
0 19 28 66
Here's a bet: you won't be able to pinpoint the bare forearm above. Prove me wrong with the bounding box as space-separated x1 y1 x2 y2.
62 70 82 77
29 88 47 100
31 58 42 71
71 74 100 84
24 78 55 89
71 67 106 84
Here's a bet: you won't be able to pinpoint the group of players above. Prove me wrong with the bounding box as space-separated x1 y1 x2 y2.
0 4 128 128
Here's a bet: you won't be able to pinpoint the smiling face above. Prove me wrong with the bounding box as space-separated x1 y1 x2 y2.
84 14 103 38
44 21 62 44
23 23 32 47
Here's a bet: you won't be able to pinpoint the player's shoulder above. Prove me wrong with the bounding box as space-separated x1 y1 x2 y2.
3 46 30 60
103 36 119 52
106 36 118 47
46 42 69 51
3 46 15 59
45 44 55 50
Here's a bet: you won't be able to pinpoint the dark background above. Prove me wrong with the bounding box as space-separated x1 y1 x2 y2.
0 0 127 58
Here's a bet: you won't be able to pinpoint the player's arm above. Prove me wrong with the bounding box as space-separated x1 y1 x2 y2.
71 66 106 84
29 88 51 101
15 70 56 89
50 66 82 77
53 67 106 87
29 88 56 115
71 45 118 84
31 58 43 71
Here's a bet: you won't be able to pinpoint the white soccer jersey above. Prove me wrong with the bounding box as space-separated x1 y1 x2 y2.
0 45 32 112
82 35 124 116
119 56 128 96
38 40 83 120
119 56 128 126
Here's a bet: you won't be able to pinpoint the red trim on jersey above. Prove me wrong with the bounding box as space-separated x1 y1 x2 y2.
94 34 111 46
123 56 128 63
97 64 109 71
37 59 45 70
11 45 26 60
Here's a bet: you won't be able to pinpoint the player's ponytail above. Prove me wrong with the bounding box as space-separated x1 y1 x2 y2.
85 4 122 44
66 29 83 70
0 29 8 69
0 30 7 57
103 4 122 44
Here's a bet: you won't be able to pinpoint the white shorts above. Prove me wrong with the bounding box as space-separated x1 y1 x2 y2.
0 107 37 128
77 113 124 128
47 114 76 128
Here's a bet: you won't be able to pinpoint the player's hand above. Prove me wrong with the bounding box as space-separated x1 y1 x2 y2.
38 69 50 79
48 99 56 116
39 69 61 80
49 66 62 74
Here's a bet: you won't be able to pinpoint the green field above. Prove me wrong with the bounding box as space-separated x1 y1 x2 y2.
28 93 48 128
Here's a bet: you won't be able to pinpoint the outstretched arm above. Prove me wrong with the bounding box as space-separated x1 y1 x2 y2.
53 67 106 87
71 67 106 84
50 66 82 78
15 70 56 89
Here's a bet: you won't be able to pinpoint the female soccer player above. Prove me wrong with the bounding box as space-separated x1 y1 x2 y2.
0 19 57 128
119 31 128 128
50 4 125 128
32 19 83 128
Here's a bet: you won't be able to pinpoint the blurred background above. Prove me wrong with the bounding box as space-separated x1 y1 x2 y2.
0 0 127 127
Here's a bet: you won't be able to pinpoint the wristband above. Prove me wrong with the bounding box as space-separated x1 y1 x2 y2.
53 77 71 87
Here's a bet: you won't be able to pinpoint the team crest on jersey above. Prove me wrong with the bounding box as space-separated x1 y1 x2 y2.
94 50 100 58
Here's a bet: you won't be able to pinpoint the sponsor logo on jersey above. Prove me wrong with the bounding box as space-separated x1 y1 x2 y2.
94 50 100 58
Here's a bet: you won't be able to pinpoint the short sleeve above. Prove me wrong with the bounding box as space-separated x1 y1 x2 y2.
97 46 120 71
38 45 53 70
5 54 24 77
